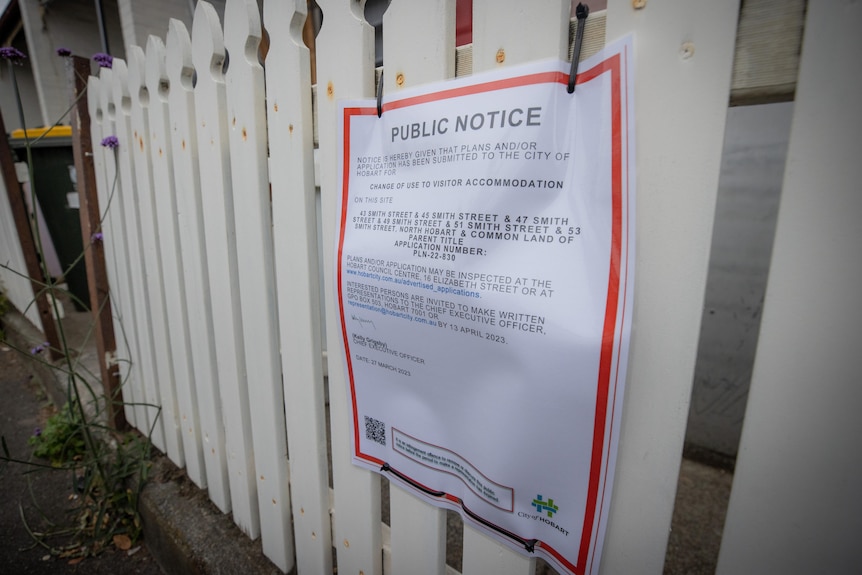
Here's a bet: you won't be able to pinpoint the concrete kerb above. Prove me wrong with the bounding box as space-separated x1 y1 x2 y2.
1 306 285 575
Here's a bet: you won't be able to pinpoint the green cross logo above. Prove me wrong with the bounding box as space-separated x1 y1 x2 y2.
531 494 558 517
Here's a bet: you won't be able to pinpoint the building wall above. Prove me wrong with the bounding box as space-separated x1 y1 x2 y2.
117 0 195 51
685 102 793 459
0 31 42 132
16 0 123 127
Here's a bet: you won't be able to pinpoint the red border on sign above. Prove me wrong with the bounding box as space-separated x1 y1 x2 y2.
337 53 626 575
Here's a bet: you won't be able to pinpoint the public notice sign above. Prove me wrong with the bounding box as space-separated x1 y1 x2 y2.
335 37 634 575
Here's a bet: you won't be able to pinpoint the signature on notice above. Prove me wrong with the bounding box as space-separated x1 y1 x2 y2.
352 314 376 330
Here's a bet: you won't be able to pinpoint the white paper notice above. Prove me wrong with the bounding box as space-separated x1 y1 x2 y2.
335 37 634 575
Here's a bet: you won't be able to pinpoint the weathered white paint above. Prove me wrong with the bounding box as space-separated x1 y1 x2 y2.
717 1 862 572
263 0 334 573
165 18 231 511
108 61 166 448
472 0 568 73
87 74 137 429
601 1 739 573
380 1 456 573
315 1 382 573
222 0 292 568
191 0 259 538
127 45 185 467
145 34 206 487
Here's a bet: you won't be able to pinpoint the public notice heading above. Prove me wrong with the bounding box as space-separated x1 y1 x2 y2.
335 37 635 575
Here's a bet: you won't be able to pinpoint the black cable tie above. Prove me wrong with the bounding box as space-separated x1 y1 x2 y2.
380 462 446 497
377 70 384 117
460 501 539 553
379 463 541 553
568 3 590 94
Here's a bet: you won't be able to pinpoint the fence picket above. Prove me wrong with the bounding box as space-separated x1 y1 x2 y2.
111 59 166 450
75 1 862 573
127 46 185 467
222 0 293 568
601 1 740 572
264 0 334 573
472 0 569 73
461 526 535 575
315 1 382 573
102 66 158 441
165 18 231 511
87 75 137 428
380 1 456 572
460 1 571 571
191 0 259 538
717 3 862 572
145 34 206 487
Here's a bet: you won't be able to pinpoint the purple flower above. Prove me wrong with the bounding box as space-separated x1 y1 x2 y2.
56 47 72 57
34 427 42 437
92 52 113 68
30 344 45 355
100 135 119 149
0 47 27 64
91 232 104 242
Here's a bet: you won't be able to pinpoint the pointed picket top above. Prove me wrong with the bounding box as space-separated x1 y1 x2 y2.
127 45 147 112
145 35 167 103
260 0 308 130
472 0 569 73
192 1 226 87
166 18 195 94
383 0 456 92
99 66 115 123
87 76 101 130
224 0 262 64
110 58 131 116
316 0 376 99
263 0 307 48
223 0 266 150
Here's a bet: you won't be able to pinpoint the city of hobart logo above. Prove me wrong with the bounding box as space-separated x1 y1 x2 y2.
518 494 569 536
531 494 558 517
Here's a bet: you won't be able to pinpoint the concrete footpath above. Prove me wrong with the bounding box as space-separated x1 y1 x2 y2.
1 306 281 575
1 303 732 575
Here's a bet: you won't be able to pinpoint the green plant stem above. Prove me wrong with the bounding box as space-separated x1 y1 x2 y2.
7 61 110 500
18 504 54 552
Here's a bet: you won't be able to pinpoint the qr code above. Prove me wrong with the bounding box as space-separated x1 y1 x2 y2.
364 416 386 446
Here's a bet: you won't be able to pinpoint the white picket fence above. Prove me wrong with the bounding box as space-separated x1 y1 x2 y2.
78 1 861 574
